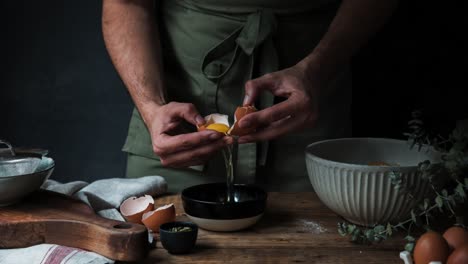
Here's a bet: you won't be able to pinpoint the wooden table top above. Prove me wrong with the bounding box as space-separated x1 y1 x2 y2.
143 192 405 263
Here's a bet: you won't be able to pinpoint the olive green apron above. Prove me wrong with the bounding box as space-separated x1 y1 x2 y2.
123 0 352 192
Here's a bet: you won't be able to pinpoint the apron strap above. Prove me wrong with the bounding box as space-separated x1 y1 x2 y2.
201 10 278 183
201 10 277 79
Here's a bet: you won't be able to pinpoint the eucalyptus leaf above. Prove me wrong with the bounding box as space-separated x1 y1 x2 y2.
411 210 417 223
424 198 429 210
442 189 448 197
337 222 348 236
405 242 415 253
365 230 375 241
386 223 393 236
418 203 426 211
455 183 466 199
374 225 385 233
338 228 347 237
435 196 443 208
351 228 361 242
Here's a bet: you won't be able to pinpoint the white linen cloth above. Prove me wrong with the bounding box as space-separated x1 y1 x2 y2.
0 176 167 264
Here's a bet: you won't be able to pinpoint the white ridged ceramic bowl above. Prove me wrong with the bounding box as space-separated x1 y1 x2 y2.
305 138 440 227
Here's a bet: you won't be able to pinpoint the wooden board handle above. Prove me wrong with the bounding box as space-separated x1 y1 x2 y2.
1 220 149 261
0 190 151 262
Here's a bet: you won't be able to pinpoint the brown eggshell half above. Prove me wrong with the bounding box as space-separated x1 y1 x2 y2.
141 203 176 232
119 195 155 224
228 105 257 136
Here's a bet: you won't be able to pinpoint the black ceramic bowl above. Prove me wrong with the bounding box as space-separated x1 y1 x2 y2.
181 183 267 232
159 221 198 254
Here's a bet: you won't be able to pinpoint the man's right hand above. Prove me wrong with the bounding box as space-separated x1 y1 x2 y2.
144 102 231 168
102 2 230 168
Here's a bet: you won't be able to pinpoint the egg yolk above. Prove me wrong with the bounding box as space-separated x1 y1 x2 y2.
205 123 230 134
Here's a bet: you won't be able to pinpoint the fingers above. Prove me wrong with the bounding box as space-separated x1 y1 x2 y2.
153 130 223 157
239 101 294 129
238 99 296 129
243 74 276 106
151 101 210 153
238 113 317 144
160 137 231 168
166 102 205 126
238 97 318 143
148 101 234 168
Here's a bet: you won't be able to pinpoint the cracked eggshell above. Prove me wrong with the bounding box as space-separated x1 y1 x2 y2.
119 195 155 224
142 203 176 232
197 114 230 133
228 105 257 136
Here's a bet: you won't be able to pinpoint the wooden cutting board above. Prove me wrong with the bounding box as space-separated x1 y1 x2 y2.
0 190 149 261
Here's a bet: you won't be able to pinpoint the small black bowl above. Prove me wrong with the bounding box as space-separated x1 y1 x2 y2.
159 221 198 254
181 183 267 231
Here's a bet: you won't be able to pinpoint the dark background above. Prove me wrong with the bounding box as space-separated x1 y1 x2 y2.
1 1 467 183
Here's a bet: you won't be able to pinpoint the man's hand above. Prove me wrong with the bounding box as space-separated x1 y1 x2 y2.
235 0 399 144
237 64 320 144
103 1 232 168
147 102 232 168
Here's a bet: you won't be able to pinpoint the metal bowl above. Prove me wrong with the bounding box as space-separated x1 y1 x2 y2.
0 141 55 206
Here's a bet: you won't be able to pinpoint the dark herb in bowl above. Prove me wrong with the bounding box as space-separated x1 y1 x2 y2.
170 226 192 232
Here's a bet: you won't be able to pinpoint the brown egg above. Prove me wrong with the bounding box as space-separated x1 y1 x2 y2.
141 203 176 232
444 226 468 251
119 195 154 224
414 231 450 264
447 244 468 264
228 105 257 136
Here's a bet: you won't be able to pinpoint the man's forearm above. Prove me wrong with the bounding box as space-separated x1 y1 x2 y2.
300 0 399 80
102 0 165 124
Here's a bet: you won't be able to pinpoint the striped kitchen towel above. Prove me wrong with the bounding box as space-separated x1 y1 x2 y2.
0 175 167 264
0 244 112 264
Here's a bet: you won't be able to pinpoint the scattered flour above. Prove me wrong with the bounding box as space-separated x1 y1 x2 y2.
298 219 327 234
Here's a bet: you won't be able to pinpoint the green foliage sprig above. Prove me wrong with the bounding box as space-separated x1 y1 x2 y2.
337 111 468 251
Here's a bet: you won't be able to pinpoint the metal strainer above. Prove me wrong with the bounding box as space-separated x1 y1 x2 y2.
0 140 55 206
0 140 47 177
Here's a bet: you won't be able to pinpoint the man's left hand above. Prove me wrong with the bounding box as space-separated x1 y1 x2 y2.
238 64 320 144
